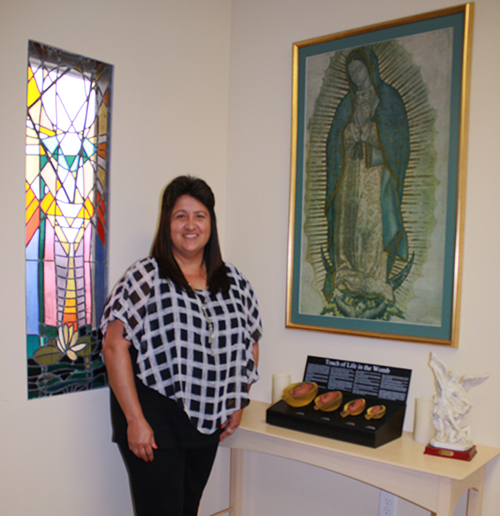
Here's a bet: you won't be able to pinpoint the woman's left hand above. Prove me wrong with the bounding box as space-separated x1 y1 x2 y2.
220 409 243 442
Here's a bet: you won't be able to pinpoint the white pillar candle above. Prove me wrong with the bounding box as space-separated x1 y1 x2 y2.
272 373 291 403
413 397 435 444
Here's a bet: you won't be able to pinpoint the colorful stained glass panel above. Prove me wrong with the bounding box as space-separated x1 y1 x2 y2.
25 41 113 398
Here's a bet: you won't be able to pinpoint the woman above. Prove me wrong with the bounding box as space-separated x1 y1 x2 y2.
101 176 261 516
323 47 410 318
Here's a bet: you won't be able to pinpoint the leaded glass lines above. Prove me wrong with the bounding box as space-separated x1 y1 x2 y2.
25 41 113 398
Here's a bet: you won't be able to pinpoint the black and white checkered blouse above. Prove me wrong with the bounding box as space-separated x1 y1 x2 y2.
100 258 262 434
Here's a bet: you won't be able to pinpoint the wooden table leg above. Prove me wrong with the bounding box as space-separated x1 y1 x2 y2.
466 467 484 516
434 467 485 516
229 449 243 516
436 479 454 516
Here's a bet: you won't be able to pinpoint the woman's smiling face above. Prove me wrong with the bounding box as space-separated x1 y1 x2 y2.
170 195 211 261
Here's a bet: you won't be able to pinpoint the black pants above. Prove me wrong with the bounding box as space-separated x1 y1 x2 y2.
118 441 219 516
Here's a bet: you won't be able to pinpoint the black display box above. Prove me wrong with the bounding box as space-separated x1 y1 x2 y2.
266 356 412 448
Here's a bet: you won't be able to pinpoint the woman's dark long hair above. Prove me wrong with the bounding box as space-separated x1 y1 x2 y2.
150 176 230 294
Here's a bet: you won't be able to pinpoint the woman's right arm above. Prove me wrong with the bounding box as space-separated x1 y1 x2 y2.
103 319 157 462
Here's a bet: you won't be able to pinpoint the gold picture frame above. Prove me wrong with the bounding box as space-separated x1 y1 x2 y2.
286 3 474 346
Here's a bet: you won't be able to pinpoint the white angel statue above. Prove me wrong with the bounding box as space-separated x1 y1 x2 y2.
429 353 489 451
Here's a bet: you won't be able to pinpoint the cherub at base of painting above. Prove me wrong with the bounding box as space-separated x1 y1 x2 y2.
321 287 404 320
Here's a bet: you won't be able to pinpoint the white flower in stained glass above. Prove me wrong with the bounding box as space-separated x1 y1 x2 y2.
56 324 87 361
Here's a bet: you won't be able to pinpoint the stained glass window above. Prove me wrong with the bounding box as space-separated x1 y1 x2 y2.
25 41 113 398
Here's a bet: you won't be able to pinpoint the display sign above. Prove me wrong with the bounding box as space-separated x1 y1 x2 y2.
303 356 411 402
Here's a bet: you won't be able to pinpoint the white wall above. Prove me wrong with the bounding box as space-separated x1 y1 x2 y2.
1 0 500 515
0 1 231 515
225 0 500 515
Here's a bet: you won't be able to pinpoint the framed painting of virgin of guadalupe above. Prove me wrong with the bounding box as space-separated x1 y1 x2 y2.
286 3 474 346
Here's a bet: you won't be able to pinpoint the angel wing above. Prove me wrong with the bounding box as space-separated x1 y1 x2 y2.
429 352 448 391
429 352 447 376
460 373 490 392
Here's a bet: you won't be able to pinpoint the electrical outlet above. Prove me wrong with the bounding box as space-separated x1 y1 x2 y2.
379 490 397 516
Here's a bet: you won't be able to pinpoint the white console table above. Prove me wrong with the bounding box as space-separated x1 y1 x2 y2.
215 400 500 516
